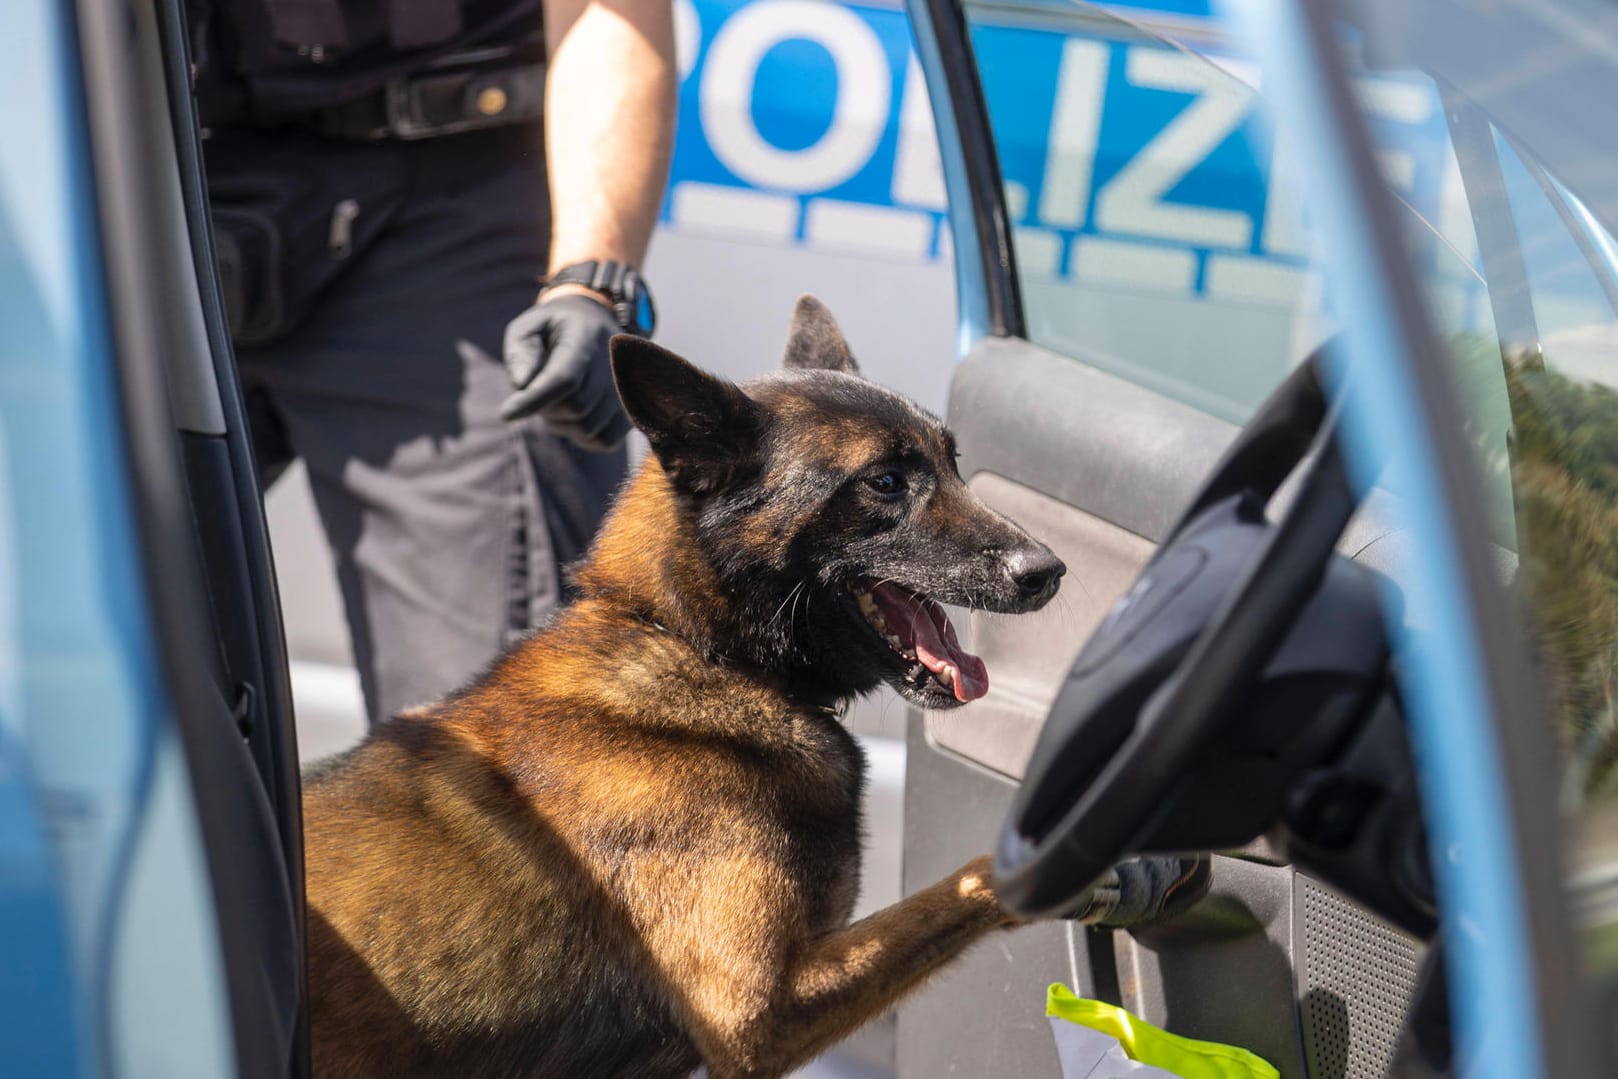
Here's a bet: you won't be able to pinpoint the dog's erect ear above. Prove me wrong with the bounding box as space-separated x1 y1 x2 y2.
611 336 764 495
782 295 860 375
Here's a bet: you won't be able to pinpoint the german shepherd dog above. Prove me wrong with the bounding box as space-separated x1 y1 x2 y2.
303 296 1066 1077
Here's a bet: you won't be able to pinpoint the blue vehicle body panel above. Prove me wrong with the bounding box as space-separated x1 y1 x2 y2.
662 0 1479 361
0 701 80 1074
0 1 226 1073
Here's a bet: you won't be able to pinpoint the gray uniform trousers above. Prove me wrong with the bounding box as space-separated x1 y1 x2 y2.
211 124 628 723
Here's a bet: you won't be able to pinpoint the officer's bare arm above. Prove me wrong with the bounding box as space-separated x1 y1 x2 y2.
542 0 677 283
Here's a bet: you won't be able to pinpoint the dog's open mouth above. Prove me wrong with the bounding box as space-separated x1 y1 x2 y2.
850 579 989 703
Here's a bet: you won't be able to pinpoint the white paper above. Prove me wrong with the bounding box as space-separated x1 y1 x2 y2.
1049 1016 1185 1079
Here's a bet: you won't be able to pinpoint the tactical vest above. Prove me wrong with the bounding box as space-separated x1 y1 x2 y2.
193 0 542 120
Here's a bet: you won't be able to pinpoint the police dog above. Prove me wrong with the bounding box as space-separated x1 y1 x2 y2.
302 296 1065 1077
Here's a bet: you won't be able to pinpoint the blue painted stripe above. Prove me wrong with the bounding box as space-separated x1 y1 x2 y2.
665 0 1476 308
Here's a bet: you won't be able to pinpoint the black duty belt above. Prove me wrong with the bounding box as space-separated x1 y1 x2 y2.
308 42 545 141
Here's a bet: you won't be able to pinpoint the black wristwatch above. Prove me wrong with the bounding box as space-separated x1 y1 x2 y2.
542 260 657 337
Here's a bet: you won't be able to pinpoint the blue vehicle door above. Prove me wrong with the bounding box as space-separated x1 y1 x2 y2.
1 0 307 1074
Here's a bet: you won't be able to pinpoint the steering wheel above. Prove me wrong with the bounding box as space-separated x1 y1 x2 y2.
994 353 1388 918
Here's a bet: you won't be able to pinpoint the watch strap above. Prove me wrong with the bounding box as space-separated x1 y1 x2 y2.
542 260 655 336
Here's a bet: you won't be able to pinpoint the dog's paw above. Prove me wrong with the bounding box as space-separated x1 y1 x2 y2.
956 869 991 902
956 856 1020 927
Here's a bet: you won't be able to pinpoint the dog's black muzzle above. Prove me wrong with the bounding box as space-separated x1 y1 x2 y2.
1003 545 1066 609
881 530 1064 616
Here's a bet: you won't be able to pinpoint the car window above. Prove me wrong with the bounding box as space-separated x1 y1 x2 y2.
963 0 1494 429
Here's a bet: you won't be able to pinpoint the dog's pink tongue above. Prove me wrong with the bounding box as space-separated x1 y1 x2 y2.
911 604 989 703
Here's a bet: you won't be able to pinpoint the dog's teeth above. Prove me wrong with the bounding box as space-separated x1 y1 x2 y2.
885 633 903 650
937 667 955 689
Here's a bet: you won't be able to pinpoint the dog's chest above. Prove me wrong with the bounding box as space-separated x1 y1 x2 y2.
775 713 867 929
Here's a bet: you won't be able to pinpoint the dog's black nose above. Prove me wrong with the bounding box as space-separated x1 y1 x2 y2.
1006 548 1065 599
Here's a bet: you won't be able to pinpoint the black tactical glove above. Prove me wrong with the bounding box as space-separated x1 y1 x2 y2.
500 293 632 451
1065 854 1211 928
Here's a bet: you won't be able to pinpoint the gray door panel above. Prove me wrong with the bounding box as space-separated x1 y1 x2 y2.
934 337 1236 779
938 473 1154 779
901 10 1436 1072
1114 856 1309 1075
903 697 1424 1079
937 338 1417 779
899 334 1426 1076
951 337 1240 543
1111 860 1425 1079
897 713 1081 1077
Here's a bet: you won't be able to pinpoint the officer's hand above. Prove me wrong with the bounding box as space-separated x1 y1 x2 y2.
500 293 632 451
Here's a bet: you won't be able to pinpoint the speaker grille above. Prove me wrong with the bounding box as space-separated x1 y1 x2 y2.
1299 878 1421 1079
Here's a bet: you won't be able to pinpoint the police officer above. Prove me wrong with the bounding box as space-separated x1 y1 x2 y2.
190 0 675 722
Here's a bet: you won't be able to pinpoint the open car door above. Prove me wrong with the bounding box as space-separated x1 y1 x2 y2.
898 0 1609 1076
2 0 307 1074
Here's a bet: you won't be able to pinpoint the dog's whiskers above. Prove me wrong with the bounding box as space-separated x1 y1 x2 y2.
791 582 811 636
770 580 808 633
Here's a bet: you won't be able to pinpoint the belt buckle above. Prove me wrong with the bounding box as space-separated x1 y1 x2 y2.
380 51 543 140
383 76 455 140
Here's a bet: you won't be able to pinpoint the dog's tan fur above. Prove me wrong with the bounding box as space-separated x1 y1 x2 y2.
303 298 1058 1077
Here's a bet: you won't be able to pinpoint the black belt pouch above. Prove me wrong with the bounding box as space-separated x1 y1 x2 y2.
208 153 407 347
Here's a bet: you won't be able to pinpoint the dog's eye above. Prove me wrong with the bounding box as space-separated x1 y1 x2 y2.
863 471 907 497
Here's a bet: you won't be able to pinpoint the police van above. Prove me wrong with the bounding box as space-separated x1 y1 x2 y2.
645 0 1481 416
279 0 1486 733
